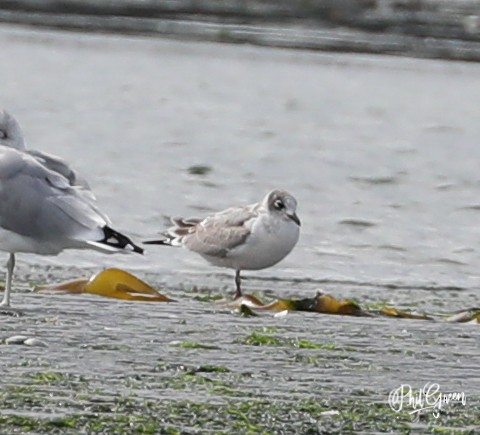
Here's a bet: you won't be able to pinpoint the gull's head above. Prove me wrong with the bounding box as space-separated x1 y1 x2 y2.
0 110 25 150
265 189 301 226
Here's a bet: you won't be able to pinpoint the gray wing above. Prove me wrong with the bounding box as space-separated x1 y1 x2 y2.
181 206 257 257
0 147 107 241
27 149 91 191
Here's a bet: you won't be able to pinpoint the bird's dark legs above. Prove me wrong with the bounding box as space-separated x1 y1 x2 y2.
234 269 242 299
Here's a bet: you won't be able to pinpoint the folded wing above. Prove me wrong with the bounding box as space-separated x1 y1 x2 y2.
176 206 257 257
0 147 106 244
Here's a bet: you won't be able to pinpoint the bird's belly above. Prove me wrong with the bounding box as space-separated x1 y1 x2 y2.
226 220 299 271
0 227 63 255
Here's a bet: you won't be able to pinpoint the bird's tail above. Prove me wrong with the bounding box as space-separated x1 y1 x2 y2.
143 237 172 246
92 226 144 254
143 216 201 247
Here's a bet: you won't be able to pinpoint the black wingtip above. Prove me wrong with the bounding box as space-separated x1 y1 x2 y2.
131 244 145 254
101 226 144 254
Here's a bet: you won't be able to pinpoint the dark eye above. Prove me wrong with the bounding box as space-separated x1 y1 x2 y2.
274 199 285 210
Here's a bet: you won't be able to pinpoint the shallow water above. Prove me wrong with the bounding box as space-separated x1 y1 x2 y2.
2 25 480 289
0 24 479 432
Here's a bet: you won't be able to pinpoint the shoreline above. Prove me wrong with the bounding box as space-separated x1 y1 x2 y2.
1 0 480 62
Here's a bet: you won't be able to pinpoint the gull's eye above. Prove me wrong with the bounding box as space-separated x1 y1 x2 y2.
0 131 6 139
274 199 285 210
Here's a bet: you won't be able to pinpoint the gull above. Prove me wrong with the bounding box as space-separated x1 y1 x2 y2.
145 190 300 298
0 110 90 190
0 110 143 313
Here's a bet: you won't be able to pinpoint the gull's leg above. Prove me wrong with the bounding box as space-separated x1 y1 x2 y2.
1 253 15 307
234 269 242 299
0 254 20 315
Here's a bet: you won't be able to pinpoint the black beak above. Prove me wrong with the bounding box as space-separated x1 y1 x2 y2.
287 212 301 226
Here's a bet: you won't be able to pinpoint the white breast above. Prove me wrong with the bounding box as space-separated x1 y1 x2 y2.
223 213 299 271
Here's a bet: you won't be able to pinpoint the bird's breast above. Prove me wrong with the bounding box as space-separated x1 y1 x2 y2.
228 214 300 271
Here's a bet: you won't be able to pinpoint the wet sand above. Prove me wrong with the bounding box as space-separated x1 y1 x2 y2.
0 24 479 433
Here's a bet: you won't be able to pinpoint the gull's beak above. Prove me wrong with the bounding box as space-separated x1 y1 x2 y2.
287 212 301 226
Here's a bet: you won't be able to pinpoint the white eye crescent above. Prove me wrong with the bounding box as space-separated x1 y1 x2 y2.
274 199 285 210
